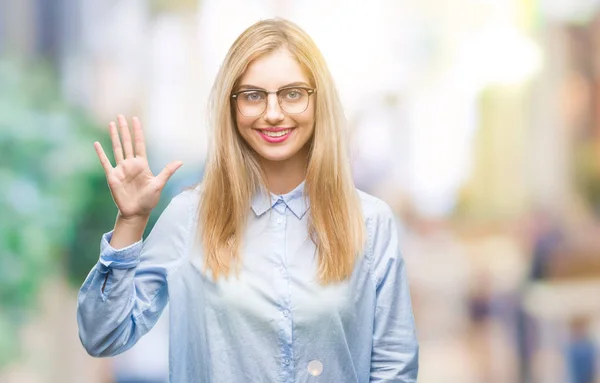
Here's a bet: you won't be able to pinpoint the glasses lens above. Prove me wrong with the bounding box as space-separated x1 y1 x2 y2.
237 90 267 116
280 88 309 114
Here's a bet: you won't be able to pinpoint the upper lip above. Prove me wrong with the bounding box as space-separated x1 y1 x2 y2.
255 127 295 132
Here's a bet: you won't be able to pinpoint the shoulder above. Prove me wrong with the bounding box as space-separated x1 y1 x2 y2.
355 188 402 264
356 188 396 225
160 184 202 223
174 183 202 205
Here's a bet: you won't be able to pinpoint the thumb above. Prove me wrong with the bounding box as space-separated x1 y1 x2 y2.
156 160 183 187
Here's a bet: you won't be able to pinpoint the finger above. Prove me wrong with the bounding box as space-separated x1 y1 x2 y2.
109 121 124 164
94 141 113 174
117 114 134 159
156 161 183 187
132 116 147 158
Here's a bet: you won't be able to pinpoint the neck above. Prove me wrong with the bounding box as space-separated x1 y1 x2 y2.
260 148 309 195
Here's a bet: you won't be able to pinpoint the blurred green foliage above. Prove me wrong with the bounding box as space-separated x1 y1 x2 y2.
0 58 166 367
0 58 110 365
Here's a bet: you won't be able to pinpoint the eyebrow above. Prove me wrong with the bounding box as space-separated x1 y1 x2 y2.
236 82 312 91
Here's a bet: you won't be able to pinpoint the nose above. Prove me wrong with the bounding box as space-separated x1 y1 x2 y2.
264 93 285 124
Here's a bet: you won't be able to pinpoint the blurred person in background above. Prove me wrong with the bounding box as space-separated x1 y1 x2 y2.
76 18 418 382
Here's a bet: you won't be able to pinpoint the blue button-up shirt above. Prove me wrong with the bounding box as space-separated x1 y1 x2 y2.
77 181 419 382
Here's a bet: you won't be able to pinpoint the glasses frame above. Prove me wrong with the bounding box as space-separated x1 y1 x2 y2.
231 86 316 117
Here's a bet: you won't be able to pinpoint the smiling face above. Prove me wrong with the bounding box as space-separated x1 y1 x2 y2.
233 48 316 169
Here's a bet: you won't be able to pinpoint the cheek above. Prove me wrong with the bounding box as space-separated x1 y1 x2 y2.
235 112 256 132
299 108 315 133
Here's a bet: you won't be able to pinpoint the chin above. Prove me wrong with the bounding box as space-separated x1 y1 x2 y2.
256 148 298 163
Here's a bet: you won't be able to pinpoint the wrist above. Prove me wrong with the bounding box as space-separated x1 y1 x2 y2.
110 214 149 249
116 212 150 226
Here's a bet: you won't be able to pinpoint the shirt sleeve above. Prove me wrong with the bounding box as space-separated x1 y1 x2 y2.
369 200 419 382
76 190 194 357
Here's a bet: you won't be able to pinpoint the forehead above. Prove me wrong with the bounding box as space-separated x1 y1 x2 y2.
238 48 309 88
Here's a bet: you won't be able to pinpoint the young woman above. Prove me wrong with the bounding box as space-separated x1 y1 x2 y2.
77 18 419 382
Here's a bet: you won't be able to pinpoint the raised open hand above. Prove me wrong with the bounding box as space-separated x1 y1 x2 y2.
94 115 182 220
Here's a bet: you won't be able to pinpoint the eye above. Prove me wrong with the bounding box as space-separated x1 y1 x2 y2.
281 88 305 100
242 91 265 102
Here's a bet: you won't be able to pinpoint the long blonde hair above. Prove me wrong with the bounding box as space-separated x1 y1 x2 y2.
199 18 365 284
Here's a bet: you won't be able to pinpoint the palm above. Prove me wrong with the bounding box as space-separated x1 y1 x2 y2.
94 115 182 219
108 157 158 217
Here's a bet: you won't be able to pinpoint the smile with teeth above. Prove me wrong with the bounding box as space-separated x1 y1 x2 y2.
262 129 292 137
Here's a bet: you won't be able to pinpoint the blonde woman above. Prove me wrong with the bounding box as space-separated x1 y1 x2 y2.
77 18 418 382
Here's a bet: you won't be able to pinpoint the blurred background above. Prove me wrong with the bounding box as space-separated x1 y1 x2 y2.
2 0 600 382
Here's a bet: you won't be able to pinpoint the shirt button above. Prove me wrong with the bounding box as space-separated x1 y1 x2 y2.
276 217 283 224
307 360 323 376
282 309 290 317
283 358 290 365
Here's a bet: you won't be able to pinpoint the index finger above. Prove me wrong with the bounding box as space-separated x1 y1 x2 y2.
94 141 113 175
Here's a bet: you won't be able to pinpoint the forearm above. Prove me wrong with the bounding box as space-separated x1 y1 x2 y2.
77 231 167 357
77 265 141 357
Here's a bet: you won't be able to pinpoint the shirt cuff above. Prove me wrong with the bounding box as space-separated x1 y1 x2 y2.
98 230 143 270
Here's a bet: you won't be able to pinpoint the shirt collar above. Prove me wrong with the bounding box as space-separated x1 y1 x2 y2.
251 180 310 219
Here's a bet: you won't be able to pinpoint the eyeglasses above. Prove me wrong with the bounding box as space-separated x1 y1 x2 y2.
231 86 316 117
